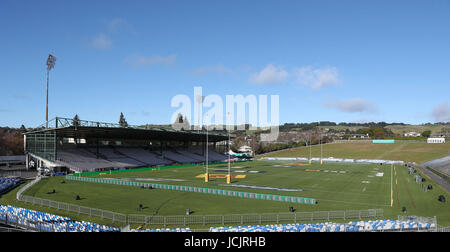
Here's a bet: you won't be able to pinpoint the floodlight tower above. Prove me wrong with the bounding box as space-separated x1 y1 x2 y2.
309 130 312 164
196 95 205 133
45 54 56 128
204 112 209 183
227 112 231 184
318 122 323 165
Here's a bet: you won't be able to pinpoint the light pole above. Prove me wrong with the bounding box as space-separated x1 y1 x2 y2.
196 95 204 133
309 130 312 165
320 130 323 165
45 54 56 128
227 112 231 184
318 122 323 165
205 112 209 183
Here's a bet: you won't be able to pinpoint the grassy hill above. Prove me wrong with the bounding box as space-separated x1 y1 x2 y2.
386 125 449 135
262 142 450 163
318 124 449 136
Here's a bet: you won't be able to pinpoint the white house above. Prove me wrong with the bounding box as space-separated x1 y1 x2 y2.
427 137 445 144
351 134 370 139
403 132 421 137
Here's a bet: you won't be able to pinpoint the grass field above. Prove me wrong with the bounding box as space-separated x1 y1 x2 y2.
2 159 447 227
263 142 450 163
318 124 449 135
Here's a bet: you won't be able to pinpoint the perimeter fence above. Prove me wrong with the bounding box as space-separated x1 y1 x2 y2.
128 209 384 227
65 175 318 205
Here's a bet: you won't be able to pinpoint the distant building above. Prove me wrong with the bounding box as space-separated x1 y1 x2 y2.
351 133 370 139
427 137 445 144
403 132 421 137
431 132 450 138
238 145 252 153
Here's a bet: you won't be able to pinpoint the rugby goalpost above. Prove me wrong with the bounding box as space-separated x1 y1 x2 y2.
391 164 393 207
204 112 232 184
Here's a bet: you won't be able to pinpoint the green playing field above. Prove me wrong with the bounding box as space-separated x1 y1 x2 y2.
263 142 450 163
9 160 448 226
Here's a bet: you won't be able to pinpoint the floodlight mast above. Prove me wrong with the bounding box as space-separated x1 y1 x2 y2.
309 130 312 164
227 112 231 184
205 112 209 182
196 95 205 133
319 122 323 165
320 130 323 163
45 54 56 128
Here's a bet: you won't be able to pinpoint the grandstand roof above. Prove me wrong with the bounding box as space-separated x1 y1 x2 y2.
25 117 231 142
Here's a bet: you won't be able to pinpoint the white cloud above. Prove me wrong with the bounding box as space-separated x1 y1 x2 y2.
89 18 133 50
124 54 177 67
90 33 113 50
249 64 288 84
193 64 233 76
432 102 450 122
323 98 377 113
293 66 339 90
106 18 127 33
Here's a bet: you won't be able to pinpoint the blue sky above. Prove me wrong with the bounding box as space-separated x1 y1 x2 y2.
1 0 449 128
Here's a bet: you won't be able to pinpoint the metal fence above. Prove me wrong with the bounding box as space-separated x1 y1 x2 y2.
0 224 34 232
128 209 384 227
17 194 127 224
437 226 450 232
396 215 439 232
15 190 383 228
16 176 41 201
333 140 427 144
66 175 317 205
14 176 125 224
15 191 383 227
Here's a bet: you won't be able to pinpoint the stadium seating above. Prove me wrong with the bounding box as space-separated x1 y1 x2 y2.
162 150 199 163
0 205 120 232
209 219 434 232
0 177 23 195
176 150 205 161
51 172 67 177
58 148 159 172
176 147 228 162
207 149 229 162
115 148 172 166
56 146 228 172
189 147 228 162
0 203 435 232
131 227 192 232
57 149 119 172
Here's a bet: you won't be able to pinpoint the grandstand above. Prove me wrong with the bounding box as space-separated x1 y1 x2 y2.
208 218 436 232
0 205 120 232
23 117 230 173
0 204 440 232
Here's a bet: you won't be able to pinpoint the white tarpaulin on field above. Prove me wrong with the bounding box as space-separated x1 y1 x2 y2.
262 157 404 165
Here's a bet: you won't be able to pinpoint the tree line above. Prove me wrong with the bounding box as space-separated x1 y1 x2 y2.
280 121 408 131
0 126 26 155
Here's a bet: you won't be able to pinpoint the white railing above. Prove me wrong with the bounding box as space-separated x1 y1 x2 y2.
16 176 41 201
